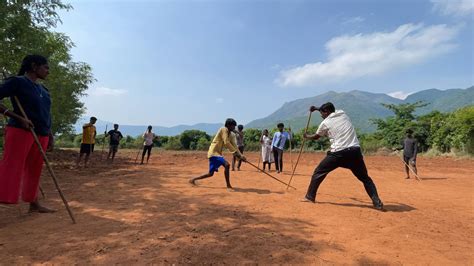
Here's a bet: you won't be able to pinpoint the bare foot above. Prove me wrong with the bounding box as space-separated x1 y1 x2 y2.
189 179 197 186
300 197 315 203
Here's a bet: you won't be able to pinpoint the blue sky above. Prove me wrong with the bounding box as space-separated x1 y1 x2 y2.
57 0 473 126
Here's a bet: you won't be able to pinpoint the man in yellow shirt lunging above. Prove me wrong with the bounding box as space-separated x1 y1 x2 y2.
189 118 246 189
76 116 97 168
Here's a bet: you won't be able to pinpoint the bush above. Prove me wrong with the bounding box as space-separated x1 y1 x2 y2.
164 136 183 150
196 137 211 151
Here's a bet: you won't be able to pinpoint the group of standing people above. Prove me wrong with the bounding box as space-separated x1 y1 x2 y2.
1 54 424 215
259 123 292 173
75 118 158 167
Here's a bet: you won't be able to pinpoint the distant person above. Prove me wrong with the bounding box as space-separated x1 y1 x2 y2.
0 54 55 212
232 124 245 171
76 116 97 168
400 129 418 179
106 123 124 162
301 102 384 211
271 123 291 173
141 125 158 165
189 118 246 189
260 129 274 171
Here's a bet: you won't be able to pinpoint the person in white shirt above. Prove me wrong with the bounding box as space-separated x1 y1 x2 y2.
141 125 158 165
260 129 274 171
301 102 384 211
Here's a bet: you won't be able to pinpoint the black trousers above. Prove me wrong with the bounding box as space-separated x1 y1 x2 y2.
305 147 381 204
273 148 283 171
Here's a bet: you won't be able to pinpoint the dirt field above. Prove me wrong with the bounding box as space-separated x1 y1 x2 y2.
0 149 473 264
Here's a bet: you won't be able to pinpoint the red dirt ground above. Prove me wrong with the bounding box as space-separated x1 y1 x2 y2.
0 149 473 264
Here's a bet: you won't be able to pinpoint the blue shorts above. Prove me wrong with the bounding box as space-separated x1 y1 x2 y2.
209 156 226 173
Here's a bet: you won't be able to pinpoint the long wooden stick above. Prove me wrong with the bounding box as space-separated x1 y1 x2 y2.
101 124 108 160
245 160 296 190
14 96 76 224
287 112 312 190
289 123 294 172
39 185 45 199
399 156 422 181
134 132 145 163
257 133 262 170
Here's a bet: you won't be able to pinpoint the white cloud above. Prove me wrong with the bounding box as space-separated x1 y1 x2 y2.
431 0 474 16
89 87 127 96
277 23 460 87
388 91 413 100
216 98 224 104
342 16 365 25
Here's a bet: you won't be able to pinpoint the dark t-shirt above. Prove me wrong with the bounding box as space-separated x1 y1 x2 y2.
0 76 52 136
402 137 417 158
108 130 123 145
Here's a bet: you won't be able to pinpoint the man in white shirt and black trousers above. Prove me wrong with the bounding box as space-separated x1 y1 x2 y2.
301 102 384 211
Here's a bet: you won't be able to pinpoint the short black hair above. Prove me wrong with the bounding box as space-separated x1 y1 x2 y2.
225 118 237 127
319 102 335 113
114 124 119 127
237 125 243 130
90 116 97 121
18 55 48 75
277 123 284 128
406 129 413 135
148 125 152 129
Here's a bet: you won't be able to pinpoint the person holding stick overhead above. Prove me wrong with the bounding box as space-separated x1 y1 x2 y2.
0 54 55 212
260 129 274 171
141 125 158 165
189 118 246 190
76 116 97 168
105 123 124 163
232 124 245 171
301 102 384 211
271 123 291 173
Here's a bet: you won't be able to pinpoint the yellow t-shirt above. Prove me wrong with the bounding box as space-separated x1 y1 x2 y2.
207 127 242 158
82 123 96 144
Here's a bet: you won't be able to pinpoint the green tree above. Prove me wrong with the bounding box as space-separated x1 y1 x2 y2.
180 130 210 150
196 137 211 151
164 136 183 150
372 102 427 147
1 1 94 135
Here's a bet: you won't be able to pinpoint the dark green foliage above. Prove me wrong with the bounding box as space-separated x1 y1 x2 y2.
179 130 210 150
0 1 94 135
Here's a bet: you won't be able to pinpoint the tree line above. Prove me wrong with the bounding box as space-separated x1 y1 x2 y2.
51 103 473 155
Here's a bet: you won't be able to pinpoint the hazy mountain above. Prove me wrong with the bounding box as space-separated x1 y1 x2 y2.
74 119 222 137
246 86 474 132
74 86 473 136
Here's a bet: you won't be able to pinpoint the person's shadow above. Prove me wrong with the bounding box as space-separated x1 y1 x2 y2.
318 197 416 212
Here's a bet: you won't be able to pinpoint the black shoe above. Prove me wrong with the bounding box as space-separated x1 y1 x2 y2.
373 200 384 211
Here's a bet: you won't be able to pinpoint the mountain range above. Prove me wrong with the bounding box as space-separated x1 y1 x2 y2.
246 86 474 132
74 120 222 137
75 86 473 136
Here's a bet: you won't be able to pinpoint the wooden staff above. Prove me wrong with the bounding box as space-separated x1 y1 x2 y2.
288 123 294 172
134 129 146 163
257 132 262 169
245 160 296 190
101 124 108 160
14 96 76 224
287 112 312 190
399 156 422 181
